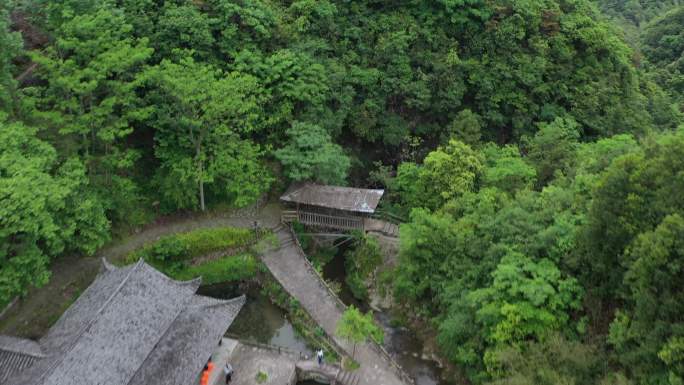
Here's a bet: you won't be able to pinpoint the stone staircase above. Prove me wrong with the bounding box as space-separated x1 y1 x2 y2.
380 221 399 237
335 368 361 385
363 218 400 238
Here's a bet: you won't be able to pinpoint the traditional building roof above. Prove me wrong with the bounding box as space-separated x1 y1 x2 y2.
280 183 384 214
0 335 44 383
0 259 245 385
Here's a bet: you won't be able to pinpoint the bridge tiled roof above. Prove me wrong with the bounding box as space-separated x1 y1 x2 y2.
281 183 384 213
1 259 245 385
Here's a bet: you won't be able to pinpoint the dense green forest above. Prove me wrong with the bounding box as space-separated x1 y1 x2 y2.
1 0 683 384
596 0 683 38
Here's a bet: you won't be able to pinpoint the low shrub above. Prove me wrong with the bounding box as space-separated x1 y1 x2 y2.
345 232 382 300
124 227 263 284
256 371 268 383
176 227 253 257
126 227 255 264
173 254 258 285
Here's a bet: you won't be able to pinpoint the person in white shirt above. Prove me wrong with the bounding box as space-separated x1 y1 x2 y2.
224 363 234 384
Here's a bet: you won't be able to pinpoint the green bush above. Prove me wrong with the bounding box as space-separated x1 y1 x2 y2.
175 227 253 257
309 246 336 269
126 227 255 264
292 222 312 250
256 371 268 383
345 233 382 300
148 237 189 262
346 271 368 300
173 254 258 285
124 227 262 284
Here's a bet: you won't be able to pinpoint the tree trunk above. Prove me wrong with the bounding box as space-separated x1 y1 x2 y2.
352 342 356 360
196 140 205 211
199 177 205 211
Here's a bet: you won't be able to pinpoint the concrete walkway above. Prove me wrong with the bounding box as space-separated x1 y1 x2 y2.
261 226 411 385
210 337 360 385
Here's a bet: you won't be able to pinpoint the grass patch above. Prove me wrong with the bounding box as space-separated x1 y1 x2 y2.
175 227 254 256
172 254 258 285
123 226 266 285
125 227 256 265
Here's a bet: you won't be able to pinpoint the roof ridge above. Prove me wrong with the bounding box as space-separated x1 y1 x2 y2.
122 291 215 385
188 294 247 310
100 257 117 272
0 335 45 358
34 259 145 384
124 294 246 385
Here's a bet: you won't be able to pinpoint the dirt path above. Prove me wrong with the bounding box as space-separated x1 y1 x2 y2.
0 203 282 338
261 226 411 385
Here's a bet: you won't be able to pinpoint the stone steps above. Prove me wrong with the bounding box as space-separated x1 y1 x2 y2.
336 369 360 385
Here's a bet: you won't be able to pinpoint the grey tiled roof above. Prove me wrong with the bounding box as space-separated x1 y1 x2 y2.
281 183 384 213
2 259 244 385
128 295 246 385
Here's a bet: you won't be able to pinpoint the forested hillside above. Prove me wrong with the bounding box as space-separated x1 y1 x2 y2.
1 0 683 384
594 0 684 108
596 0 683 35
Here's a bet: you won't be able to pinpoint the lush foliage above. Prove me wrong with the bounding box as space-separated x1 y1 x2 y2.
392 129 684 383
641 6 684 107
275 121 350 185
2 0 684 383
125 226 258 281
0 116 109 304
173 254 258 285
345 232 382 300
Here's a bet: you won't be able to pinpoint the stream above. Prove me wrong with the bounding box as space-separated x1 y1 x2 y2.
322 249 448 385
197 283 313 357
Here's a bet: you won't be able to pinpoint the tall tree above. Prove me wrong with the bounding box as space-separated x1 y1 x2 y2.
148 57 271 211
609 214 684 384
27 5 153 223
526 117 580 186
335 305 383 360
417 139 483 210
0 3 22 113
275 121 350 185
0 116 109 304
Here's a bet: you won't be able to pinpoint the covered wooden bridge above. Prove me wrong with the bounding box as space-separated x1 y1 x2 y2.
280 183 399 236
280 183 384 231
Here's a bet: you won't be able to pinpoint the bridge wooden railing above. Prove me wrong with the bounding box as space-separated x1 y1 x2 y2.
282 210 364 231
371 209 407 225
285 225 415 385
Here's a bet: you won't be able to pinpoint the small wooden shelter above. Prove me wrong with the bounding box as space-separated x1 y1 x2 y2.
280 183 384 231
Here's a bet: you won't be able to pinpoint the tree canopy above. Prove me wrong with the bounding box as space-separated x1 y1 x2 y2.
1 1 683 384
